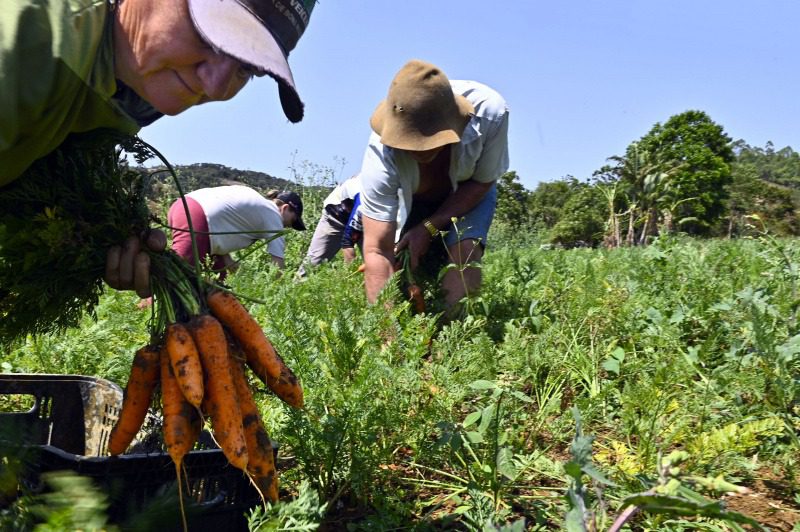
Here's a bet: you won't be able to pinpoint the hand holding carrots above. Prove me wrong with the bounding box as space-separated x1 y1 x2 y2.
105 229 168 298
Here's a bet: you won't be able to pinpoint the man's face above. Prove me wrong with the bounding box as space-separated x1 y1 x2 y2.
114 0 253 116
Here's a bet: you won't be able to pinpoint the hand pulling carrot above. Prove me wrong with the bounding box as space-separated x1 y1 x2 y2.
396 249 425 313
407 283 426 313
108 344 161 456
166 322 204 408
191 314 248 471
229 353 279 503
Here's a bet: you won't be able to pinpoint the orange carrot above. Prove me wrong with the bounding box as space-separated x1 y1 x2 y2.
206 290 282 380
263 364 304 409
166 322 204 408
191 314 248 471
108 345 161 456
161 345 197 532
161 345 198 467
229 352 279 503
226 332 304 409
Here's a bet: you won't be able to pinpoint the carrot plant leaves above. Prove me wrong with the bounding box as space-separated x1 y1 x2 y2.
0 130 154 344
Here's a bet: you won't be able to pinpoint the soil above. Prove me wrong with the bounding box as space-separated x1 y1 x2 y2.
722 467 799 531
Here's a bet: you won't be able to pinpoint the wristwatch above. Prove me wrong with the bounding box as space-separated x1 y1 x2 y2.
423 219 439 237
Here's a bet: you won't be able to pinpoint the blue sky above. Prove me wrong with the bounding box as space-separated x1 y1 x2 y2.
139 1 800 190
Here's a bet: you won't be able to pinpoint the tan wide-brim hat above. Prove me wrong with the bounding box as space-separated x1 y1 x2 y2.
370 60 475 152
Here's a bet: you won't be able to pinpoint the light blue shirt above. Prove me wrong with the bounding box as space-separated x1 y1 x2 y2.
359 79 510 227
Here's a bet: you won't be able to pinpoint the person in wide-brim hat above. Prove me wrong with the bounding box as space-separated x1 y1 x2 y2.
369 59 475 152
356 59 511 319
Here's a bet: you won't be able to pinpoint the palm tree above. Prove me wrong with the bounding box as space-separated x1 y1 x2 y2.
608 142 684 245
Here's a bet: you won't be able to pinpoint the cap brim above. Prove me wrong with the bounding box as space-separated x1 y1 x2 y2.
188 0 304 122
293 218 306 231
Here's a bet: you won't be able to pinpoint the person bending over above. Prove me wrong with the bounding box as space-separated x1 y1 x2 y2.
168 186 306 278
358 59 510 317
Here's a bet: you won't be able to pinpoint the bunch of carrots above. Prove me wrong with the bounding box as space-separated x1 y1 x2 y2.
107 248 302 524
0 131 302 526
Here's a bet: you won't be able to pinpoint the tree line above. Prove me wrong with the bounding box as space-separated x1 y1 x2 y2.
495 110 800 248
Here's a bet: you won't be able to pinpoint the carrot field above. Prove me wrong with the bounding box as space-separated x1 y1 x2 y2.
3 226 800 530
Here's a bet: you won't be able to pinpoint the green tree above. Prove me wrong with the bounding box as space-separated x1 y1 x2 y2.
549 183 607 247
732 140 800 189
528 177 583 232
727 141 799 236
494 171 531 229
635 110 734 236
603 143 683 245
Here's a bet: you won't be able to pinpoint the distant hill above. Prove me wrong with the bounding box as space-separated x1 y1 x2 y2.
144 162 296 201
141 163 331 215
139 162 334 223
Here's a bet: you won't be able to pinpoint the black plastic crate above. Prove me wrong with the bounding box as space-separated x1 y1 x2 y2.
0 374 268 531
0 373 121 456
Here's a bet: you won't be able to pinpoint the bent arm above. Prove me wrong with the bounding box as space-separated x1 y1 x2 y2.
362 215 397 304
423 179 494 233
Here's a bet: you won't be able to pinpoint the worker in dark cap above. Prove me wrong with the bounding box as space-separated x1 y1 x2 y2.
167 185 306 278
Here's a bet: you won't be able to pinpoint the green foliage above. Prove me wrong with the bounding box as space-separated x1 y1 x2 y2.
491 171 538 247
4 290 149 380
494 172 530 226
408 379 538 528
727 141 800 236
0 130 153 344
27 471 115 532
732 140 800 190
634 110 734 235
610 451 766 531
6 216 800 530
526 177 583 232
247 481 327 531
549 185 607 247
685 417 785 465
